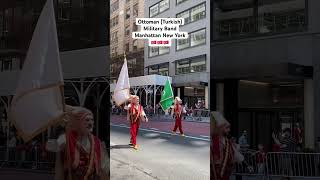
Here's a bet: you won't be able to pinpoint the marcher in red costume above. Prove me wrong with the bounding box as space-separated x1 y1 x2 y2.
211 111 244 180
172 97 185 136
127 95 148 150
46 106 109 180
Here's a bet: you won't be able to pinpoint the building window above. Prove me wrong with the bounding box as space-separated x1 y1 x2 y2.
149 46 170 57
11 58 20 70
111 63 116 73
111 31 118 42
126 8 131 19
148 63 169 76
1 59 12 72
159 46 170 54
177 39 189 50
150 4 159 18
149 65 159 75
0 11 3 35
133 40 138 51
176 3 206 25
176 0 189 5
159 0 170 12
111 46 118 57
175 55 206 75
133 4 139 17
128 58 137 69
111 0 119 13
128 58 137 68
177 11 190 24
149 47 159 57
110 16 119 28
190 29 206 46
58 7 70 21
61 0 71 4
125 26 130 36
149 0 169 17
125 43 130 52
214 0 307 40
176 28 206 50
159 63 169 76
133 23 138 31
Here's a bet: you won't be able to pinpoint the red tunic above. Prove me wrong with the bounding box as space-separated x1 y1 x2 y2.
212 135 235 180
63 131 102 180
172 104 184 134
129 103 142 145
66 146 96 180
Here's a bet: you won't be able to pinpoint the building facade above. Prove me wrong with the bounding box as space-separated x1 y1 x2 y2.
0 0 109 142
144 0 210 109
211 0 320 151
110 0 145 81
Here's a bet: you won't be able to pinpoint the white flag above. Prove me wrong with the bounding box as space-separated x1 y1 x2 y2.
10 0 65 142
113 57 130 106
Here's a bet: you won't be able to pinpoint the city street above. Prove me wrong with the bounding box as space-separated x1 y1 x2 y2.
111 115 210 137
110 115 210 180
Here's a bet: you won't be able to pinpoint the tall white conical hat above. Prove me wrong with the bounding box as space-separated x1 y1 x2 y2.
211 111 229 127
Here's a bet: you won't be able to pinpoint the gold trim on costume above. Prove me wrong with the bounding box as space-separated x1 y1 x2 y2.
84 134 95 180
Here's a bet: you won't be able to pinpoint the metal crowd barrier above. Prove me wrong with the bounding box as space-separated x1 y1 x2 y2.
234 150 266 177
184 109 210 122
111 108 210 121
233 151 320 178
0 145 55 171
266 152 320 178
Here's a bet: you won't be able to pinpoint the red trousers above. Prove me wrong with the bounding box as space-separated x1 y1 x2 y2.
173 116 184 134
130 120 140 145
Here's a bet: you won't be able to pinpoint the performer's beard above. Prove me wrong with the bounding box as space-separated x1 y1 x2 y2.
222 132 230 138
79 119 94 136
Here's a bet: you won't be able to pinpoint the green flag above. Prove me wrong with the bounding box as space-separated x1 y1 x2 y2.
160 78 174 111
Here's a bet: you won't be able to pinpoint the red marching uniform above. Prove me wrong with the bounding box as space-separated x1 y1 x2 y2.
212 135 235 180
128 103 143 148
211 111 244 180
64 130 102 180
173 103 184 135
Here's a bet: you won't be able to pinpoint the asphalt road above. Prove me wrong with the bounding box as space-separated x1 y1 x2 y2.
110 123 210 180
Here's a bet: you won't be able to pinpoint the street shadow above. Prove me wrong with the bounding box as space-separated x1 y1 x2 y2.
110 144 133 149
111 125 209 148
